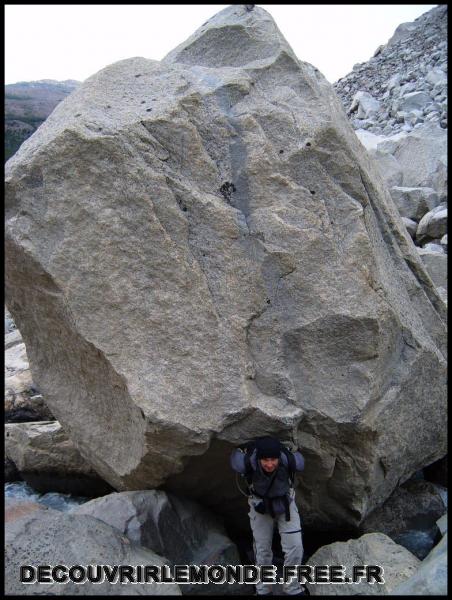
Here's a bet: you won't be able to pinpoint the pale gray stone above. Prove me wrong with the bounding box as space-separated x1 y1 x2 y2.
355 129 386 151
5 509 180 595
306 533 420 595
436 513 447 536
417 248 448 288
4 5 447 533
348 91 381 119
416 204 448 243
381 124 447 195
397 92 432 113
440 234 447 249
369 149 404 187
422 242 445 253
389 186 439 221
401 217 417 238
426 67 447 86
390 534 447 595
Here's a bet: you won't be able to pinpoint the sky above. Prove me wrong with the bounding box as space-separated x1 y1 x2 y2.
5 4 438 85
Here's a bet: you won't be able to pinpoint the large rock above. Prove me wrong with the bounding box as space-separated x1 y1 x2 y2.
5 508 180 595
348 91 380 119
74 490 245 595
390 533 447 595
4 5 447 532
5 421 113 496
389 186 439 221
306 532 420 595
379 123 447 199
416 204 448 243
359 479 446 559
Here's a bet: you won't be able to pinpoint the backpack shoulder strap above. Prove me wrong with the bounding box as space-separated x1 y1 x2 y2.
281 447 296 485
243 441 256 485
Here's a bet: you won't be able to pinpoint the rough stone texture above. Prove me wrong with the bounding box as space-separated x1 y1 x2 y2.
5 509 181 595
4 5 447 532
416 204 448 243
370 123 447 201
389 186 439 222
348 91 380 119
74 490 245 595
390 533 447 596
367 149 403 188
5 421 113 496
306 532 420 595
417 248 448 289
359 479 446 559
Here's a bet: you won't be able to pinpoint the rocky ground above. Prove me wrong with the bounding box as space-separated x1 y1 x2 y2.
334 5 447 136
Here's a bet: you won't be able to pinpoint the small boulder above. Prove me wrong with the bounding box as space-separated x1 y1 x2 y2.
416 204 447 243
397 92 432 113
348 91 381 119
389 186 439 221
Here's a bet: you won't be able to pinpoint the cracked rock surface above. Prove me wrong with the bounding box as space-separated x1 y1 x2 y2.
5 5 447 530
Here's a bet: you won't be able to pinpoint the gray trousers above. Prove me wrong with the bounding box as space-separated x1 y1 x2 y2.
248 490 304 595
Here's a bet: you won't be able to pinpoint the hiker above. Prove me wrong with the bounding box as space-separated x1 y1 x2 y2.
230 436 306 596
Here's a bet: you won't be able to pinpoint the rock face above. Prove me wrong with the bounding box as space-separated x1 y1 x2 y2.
4 5 447 531
5 509 181 595
390 533 447 596
334 5 447 136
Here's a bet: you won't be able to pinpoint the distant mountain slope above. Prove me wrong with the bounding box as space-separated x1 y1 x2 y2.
5 79 80 161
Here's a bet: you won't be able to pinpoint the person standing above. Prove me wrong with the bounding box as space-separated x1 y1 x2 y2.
230 436 306 596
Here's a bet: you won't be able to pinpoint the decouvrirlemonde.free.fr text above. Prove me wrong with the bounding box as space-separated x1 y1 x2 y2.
21 564 385 585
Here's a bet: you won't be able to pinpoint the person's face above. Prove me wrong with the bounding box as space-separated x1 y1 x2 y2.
260 457 279 473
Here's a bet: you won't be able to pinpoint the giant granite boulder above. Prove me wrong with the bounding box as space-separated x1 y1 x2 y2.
4 5 447 532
